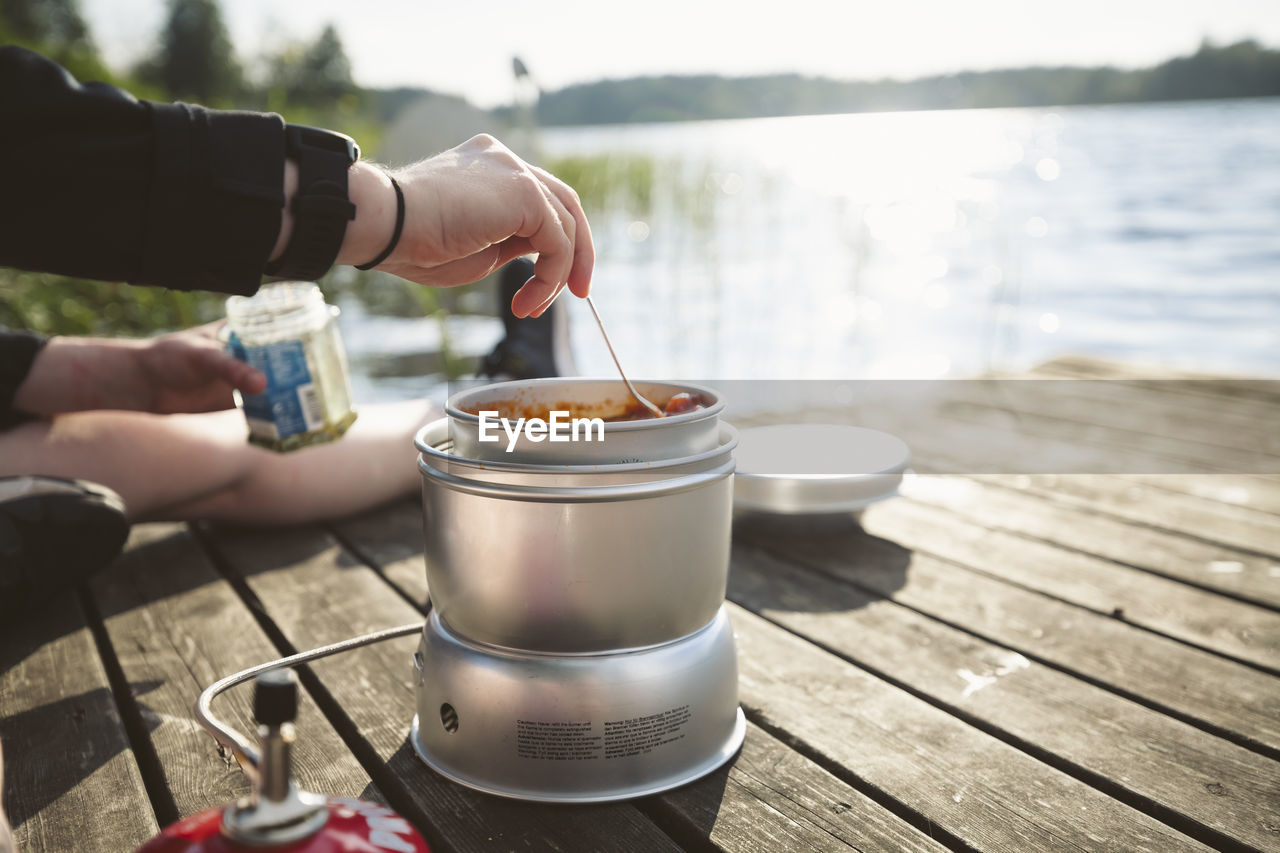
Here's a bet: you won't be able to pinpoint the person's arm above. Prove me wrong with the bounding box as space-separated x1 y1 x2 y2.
10 322 266 416
0 48 594 313
0 46 282 295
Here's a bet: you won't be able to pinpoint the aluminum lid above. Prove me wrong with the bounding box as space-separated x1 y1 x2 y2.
732 424 910 514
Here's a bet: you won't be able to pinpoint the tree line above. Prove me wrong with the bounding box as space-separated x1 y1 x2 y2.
1 0 368 120
532 40 1280 125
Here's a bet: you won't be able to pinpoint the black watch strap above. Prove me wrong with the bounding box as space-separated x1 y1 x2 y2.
264 124 360 281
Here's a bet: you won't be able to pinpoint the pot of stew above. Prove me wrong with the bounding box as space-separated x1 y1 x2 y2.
444 377 724 464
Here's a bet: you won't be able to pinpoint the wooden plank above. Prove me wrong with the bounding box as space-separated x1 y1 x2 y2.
0 593 158 852
1030 356 1280 404
863 497 1280 671
1025 357 1280 416
880 381 1280 507
647 720 949 853
916 407 1267 476
87 522 382 822
967 375 1280 455
900 475 1280 609
739 389 1280 512
935 385 1280 472
728 544 1280 851
736 375 1278 481
753 400 1227 478
202 524 684 853
733 514 1280 755
989 474 1280 557
1125 475 1280 519
327 497 429 608
726 602 1213 852
1028 355 1202 379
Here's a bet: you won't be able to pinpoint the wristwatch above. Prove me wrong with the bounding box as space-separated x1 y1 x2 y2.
264 124 361 281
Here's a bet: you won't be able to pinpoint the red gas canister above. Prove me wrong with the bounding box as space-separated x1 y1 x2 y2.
136 670 429 853
136 797 428 853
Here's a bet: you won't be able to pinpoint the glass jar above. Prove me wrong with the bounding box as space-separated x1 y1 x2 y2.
225 282 357 452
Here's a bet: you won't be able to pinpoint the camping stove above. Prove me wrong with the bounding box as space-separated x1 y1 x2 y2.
409 606 745 803
408 383 745 802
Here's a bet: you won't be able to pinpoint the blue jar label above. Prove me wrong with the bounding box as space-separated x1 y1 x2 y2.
228 333 325 440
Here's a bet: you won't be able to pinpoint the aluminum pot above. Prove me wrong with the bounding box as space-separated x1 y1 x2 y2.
417 434 736 653
445 378 724 464
416 417 737 487
411 606 745 803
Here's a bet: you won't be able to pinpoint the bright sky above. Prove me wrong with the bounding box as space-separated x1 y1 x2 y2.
83 0 1280 108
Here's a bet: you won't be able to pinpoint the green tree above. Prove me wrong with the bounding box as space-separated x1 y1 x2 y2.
138 0 242 103
1 0 88 47
266 23 357 110
296 24 355 106
0 0 110 81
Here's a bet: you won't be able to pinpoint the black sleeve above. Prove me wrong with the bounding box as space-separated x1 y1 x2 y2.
0 327 48 430
0 46 286 295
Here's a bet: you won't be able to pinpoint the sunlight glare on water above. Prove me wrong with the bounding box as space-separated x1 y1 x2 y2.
542 100 1280 382
550 107 1065 379
340 100 1279 400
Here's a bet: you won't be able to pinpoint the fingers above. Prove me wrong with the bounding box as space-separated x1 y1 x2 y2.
510 179 585 317
222 356 266 396
530 281 567 318
510 276 558 319
531 165 594 298
192 346 266 395
511 278 568 319
232 360 268 396
385 135 594 309
517 178 574 276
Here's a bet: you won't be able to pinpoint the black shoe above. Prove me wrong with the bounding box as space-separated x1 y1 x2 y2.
481 257 577 380
0 476 130 620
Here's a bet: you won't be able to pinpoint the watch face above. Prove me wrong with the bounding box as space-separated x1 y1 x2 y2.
288 124 360 163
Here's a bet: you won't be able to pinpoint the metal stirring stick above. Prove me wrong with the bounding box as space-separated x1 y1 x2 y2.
585 296 664 418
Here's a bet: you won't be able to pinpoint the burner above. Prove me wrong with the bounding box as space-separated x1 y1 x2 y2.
410 608 745 803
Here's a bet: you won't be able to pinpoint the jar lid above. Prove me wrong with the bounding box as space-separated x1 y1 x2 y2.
732 424 909 514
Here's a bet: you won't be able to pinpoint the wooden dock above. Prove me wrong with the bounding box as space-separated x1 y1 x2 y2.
2 358 1278 852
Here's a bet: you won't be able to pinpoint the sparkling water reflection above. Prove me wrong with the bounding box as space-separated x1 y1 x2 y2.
344 99 1280 400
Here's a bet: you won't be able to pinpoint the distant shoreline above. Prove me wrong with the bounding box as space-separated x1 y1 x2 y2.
532 93 1280 134
480 40 1280 127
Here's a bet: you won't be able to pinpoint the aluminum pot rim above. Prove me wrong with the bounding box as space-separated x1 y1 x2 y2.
421 608 724 660
443 377 725 433
415 418 739 475
418 454 735 503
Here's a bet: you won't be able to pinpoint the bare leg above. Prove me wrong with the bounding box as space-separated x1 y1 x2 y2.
0 400 439 525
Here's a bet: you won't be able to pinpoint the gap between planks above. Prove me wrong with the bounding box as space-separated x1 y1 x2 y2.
872 494 1280 672
86 522 386 822
0 592 159 852
732 516 1280 759
725 543 1279 852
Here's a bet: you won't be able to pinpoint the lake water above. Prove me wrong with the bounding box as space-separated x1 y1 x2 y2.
342 98 1280 401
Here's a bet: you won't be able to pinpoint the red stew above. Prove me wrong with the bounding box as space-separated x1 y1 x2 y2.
465 392 707 422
